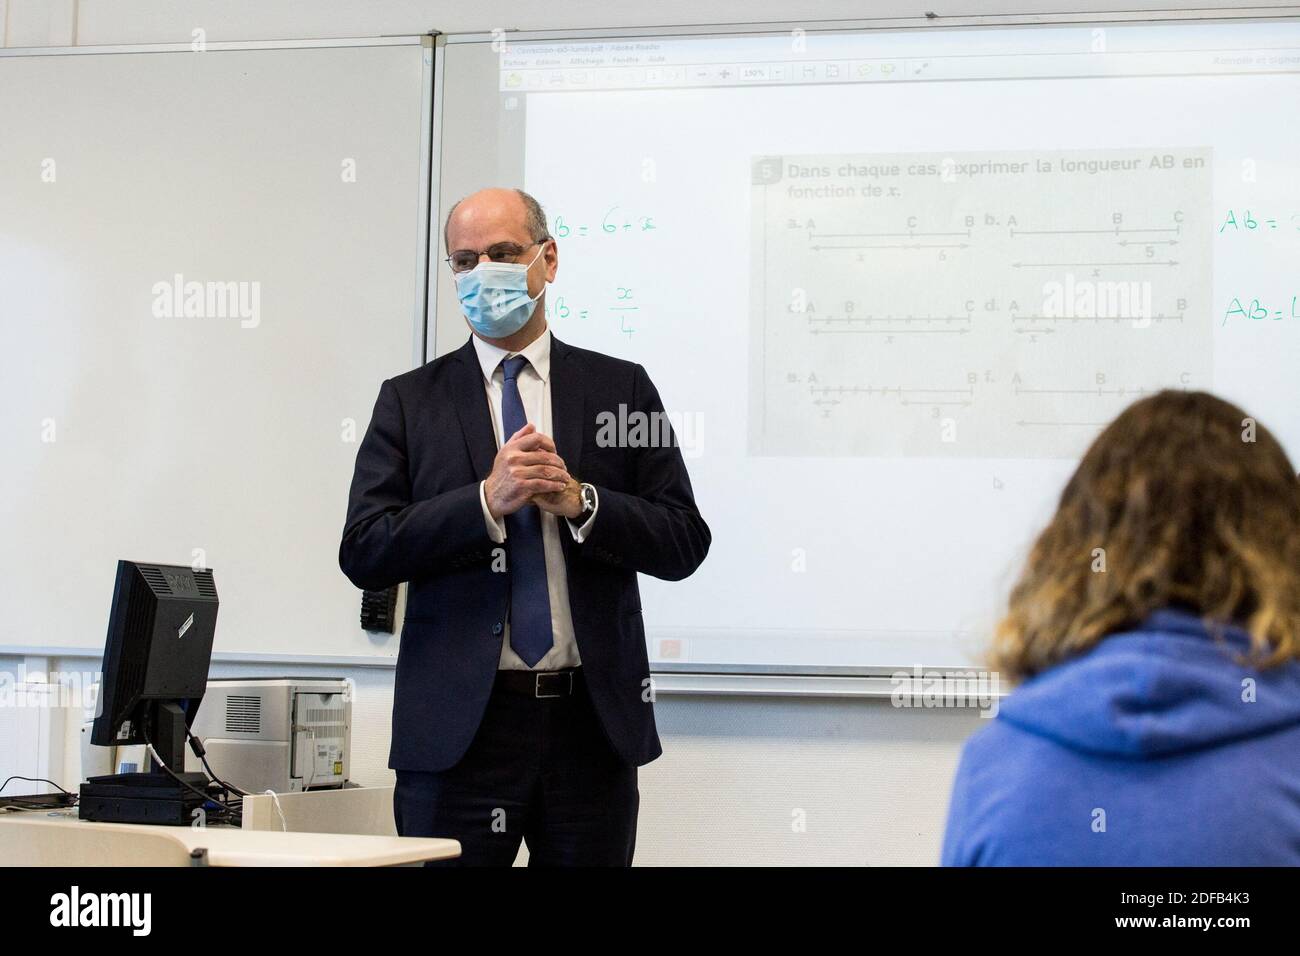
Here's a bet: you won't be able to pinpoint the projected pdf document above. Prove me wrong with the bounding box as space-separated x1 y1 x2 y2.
748 148 1214 457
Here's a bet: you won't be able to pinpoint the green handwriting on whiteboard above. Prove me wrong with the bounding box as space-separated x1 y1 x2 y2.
552 207 657 239
1222 296 1299 325
545 289 639 338
1218 209 1300 234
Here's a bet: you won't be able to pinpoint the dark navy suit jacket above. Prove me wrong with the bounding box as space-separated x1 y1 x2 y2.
339 335 710 771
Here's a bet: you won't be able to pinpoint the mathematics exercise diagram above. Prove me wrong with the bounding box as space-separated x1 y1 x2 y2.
748 148 1213 457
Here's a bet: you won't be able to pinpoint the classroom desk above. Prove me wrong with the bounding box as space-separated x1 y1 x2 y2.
0 787 458 866
239 784 400 835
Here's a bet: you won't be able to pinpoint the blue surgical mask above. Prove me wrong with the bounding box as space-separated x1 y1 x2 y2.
455 244 547 339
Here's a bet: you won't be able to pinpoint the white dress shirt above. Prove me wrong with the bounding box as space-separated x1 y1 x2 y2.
472 328 597 671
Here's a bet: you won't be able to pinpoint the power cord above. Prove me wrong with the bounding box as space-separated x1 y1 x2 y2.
0 775 77 812
0 775 72 795
185 729 249 798
263 789 288 832
141 731 242 826
302 727 318 792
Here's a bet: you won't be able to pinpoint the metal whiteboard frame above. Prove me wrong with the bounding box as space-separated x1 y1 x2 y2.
0 36 423 55
2 645 1006 702
438 7 1300 44
424 8 1300 692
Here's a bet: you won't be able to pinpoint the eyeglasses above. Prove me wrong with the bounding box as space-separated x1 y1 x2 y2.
444 239 548 274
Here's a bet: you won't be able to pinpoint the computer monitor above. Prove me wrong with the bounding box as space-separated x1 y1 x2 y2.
86 560 219 822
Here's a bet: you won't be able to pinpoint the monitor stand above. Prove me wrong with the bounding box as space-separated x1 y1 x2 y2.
78 701 214 826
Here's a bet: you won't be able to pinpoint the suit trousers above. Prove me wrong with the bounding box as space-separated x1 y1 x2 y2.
393 669 640 866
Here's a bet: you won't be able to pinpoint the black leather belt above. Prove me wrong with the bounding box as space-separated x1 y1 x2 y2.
494 666 583 699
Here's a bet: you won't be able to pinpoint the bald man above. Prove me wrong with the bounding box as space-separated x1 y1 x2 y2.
340 187 710 865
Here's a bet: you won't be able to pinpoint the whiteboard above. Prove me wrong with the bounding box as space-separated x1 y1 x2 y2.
0 39 431 661
431 18 1300 675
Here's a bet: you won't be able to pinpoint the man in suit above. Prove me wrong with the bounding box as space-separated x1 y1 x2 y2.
339 187 710 865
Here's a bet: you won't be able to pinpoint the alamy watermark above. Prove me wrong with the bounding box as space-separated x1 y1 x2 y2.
890 666 1001 718
1042 272 1152 327
0 670 100 709
595 403 703 458
50 886 150 936
151 273 261 328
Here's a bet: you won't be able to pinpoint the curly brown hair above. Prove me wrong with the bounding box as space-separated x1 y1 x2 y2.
990 389 1300 681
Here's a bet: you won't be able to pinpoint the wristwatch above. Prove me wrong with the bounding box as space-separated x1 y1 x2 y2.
577 482 597 522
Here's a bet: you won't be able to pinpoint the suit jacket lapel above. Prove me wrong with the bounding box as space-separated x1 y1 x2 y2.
548 335 584 482
449 338 499 480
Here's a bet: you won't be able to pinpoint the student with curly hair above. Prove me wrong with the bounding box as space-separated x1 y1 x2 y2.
943 390 1300 866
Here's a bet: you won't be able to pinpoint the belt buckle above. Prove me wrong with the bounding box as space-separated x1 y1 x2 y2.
534 671 572 699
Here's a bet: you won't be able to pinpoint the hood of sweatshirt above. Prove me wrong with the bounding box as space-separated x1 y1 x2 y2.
997 607 1300 758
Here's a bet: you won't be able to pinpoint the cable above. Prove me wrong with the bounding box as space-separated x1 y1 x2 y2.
143 741 231 811
0 775 72 796
263 789 288 832
185 728 249 798
140 730 242 826
186 733 287 831
303 727 317 792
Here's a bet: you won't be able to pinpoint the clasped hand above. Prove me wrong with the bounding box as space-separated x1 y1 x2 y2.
484 423 583 520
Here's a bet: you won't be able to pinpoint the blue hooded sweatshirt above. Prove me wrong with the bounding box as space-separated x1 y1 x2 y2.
942 607 1300 865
